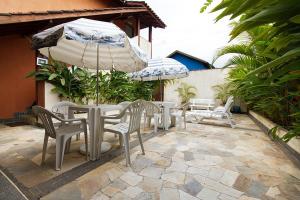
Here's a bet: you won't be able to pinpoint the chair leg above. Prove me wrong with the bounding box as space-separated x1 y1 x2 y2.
55 136 63 170
147 117 152 128
226 113 235 128
84 131 89 160
41 134 49 165
170 116 176 127
177 116 183 129
123 134 131 166
59 137 69 170
65 138 71 153
137 130 145 155
119 134 123 148
76 133 80 141
143 114 146 130
153 115 158 133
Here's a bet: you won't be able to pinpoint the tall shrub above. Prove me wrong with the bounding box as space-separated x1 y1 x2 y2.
28 63 156 104
201 0 300 141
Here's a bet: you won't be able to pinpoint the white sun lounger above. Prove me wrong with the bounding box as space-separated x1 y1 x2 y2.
189 97 235 128
189 98 216 111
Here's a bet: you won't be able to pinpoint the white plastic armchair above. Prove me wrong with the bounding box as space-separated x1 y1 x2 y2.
170 102 190 129
142 101 162 133
51 101 83 140
104 101 131 125
100 100 144 166
52 101 77 119
32 106 88 170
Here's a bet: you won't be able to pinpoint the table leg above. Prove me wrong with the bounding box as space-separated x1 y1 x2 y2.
88 108 96 161
164 106 170 130
170 116 176 127
96 108 104 160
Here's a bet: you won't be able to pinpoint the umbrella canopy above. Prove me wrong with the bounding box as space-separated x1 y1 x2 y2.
33 18 148 105
32 18 147 72
129 58 189 101
129 58 189 81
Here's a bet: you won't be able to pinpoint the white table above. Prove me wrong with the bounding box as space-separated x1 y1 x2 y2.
152 101 176 130
69 104 123 161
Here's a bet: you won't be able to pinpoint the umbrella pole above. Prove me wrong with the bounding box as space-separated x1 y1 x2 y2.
96 44 99 106
160 78 163 102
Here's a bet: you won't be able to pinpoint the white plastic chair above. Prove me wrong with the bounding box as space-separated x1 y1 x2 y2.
170 102 190 129
32 106 88 170
52 101 77 119
104 101 131 125
142 101 162 133
51 101 81 140
190 98 235 128
100 100 144 166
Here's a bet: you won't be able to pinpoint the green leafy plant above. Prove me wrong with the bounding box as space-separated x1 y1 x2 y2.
96 70 155 104
213 82 234 105
202 0 300 140
175 82 197 104
27 61 92 103
27 62 156 104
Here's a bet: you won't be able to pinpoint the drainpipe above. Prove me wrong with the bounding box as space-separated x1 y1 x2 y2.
136 17 141 46
149 26 152 58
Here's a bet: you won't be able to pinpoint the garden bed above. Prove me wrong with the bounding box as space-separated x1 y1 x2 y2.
249 110 300 166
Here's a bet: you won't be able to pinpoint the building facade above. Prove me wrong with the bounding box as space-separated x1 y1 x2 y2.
167 50 213 71
0 0 165 121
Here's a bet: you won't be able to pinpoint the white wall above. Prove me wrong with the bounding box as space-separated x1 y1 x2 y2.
164 68 230 105
44 82 61 110
132 36 152 58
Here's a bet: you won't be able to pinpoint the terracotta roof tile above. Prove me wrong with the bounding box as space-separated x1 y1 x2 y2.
0 1 166 28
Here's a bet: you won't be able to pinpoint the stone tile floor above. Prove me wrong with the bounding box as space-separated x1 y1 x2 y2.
0 125 88 188
37 114 300 200
0 116 157 190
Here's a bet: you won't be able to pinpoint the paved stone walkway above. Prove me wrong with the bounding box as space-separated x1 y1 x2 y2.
42 115 300 200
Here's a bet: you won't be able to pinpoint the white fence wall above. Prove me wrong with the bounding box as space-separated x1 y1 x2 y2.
44 82 61 110
164 68 230 105
44 69 232 110
132 36 152 58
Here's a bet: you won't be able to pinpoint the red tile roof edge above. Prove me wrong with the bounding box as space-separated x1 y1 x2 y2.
0 1 166 28
122 1 166 28
0 7 143 16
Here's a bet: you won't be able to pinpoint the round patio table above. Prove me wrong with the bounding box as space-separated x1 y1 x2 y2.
152 101 176 130
69 104 123 161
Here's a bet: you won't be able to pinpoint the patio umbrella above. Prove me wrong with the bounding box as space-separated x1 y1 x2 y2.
32 18 147 105
129 58 189 100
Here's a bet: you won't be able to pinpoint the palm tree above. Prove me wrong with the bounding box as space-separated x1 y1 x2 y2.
175 82 197 104
201 0 300 141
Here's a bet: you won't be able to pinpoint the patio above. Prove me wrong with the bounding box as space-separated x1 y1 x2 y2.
1 114 299 200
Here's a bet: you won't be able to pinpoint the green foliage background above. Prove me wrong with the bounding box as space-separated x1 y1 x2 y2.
27 61 157 104
201 0 300 141
175 82 197 104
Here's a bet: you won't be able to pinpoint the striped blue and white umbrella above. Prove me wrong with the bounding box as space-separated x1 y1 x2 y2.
129 58 189 81
129 58 189 100
32 18 147 104
33 18 147 72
